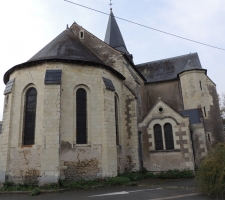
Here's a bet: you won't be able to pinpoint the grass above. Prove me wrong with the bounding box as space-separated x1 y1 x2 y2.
0 169 195 195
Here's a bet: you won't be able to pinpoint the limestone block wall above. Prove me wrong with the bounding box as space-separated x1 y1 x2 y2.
179 70 211 112
191 123 207 166
58 63 127 179
139 100 195 172
117 88 140 173
0 94 13 182
0 60 141 183
179 70 224 144
0 65 46 184
39 84 61 185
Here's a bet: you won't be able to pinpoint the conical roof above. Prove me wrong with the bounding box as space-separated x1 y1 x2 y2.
104 10 130 56
29 29 104 64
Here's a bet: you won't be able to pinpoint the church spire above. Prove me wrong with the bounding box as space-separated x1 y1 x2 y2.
104 9 131 57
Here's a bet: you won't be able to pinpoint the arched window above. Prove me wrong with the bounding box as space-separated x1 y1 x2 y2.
23 87 37 145
164 123 174 150
76 88 87 144
154 124 163 150
115 96 119 145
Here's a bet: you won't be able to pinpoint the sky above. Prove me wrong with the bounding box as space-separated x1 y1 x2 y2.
0 0 224 119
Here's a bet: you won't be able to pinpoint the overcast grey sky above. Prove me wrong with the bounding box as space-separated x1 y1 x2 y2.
0 0 224 119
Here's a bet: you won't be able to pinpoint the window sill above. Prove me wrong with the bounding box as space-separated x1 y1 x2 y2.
150 149 181 153
73 144 91 148
18 144 36 150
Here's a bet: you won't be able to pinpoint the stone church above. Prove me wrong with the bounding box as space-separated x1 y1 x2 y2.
0 9 223 185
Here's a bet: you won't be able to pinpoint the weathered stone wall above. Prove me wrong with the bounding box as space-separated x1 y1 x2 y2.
179 70 224 145
39 84 61 185
60 143 102 180
116 87 140 174
7 147 41 184
204 82 224 145
0 66 45 183
0 58 142 184
191 123 207 166
139 100 195 171
0 94 13 182
58 63 124 179
142 80 183 118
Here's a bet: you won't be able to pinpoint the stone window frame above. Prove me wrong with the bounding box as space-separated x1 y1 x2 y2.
74 84 91 146
20 84 38 148
148 118 179 151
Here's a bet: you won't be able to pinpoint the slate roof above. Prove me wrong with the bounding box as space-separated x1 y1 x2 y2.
135 53 206 83
4 29 126 84
179 109 201 124
104 9 130 56
29 29 104 64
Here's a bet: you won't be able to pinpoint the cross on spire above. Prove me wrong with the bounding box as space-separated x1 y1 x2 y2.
109 0 113 10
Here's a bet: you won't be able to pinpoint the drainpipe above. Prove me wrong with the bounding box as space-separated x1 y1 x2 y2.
138 131 143 171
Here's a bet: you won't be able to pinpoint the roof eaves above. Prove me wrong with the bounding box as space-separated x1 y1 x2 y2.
3 59 125 84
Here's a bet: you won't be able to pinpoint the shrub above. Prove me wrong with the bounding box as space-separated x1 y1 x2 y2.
29 187 41 196
118 171 156 181
3 181 14 188
158 169 195 179
106 177 131 186
197 143 225 198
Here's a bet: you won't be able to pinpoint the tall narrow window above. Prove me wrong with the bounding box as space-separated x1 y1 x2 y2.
199 81 202 90
115 96 119 145
23 87 37 145
204 107 207 117
164 123 174 150
76 88 87 144
154 124 163 150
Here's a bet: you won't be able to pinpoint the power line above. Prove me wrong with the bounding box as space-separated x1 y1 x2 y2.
64 0 225 51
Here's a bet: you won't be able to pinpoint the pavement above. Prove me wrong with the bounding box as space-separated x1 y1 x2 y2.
0 178 216 200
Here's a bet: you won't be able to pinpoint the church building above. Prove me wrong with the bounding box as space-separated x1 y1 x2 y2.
0 9 223 185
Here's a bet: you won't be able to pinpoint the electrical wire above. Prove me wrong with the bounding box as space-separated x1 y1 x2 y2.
64 0 225 51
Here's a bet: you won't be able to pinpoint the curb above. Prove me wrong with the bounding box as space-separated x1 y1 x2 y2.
138 184 196 190
0 188 72 195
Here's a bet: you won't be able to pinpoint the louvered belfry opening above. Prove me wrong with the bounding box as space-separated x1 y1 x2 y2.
23 87 37 145
154 124 163 150
76 88 87 144
164 123 174 150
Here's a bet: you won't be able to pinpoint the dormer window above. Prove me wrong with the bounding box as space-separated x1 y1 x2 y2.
79 30 84 39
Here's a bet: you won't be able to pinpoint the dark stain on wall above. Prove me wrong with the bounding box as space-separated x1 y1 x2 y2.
204 84 224 145
142 80 183 117
125 97 134 138
64 159 99 181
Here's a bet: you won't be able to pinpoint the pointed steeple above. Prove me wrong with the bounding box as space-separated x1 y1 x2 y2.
104 9 131 56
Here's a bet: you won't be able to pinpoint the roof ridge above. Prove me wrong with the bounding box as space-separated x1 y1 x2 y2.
70 22 124 56
136 52 198 66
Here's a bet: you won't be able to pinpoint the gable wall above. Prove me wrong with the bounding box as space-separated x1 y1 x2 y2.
139 101 194 171
142 80 183 118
